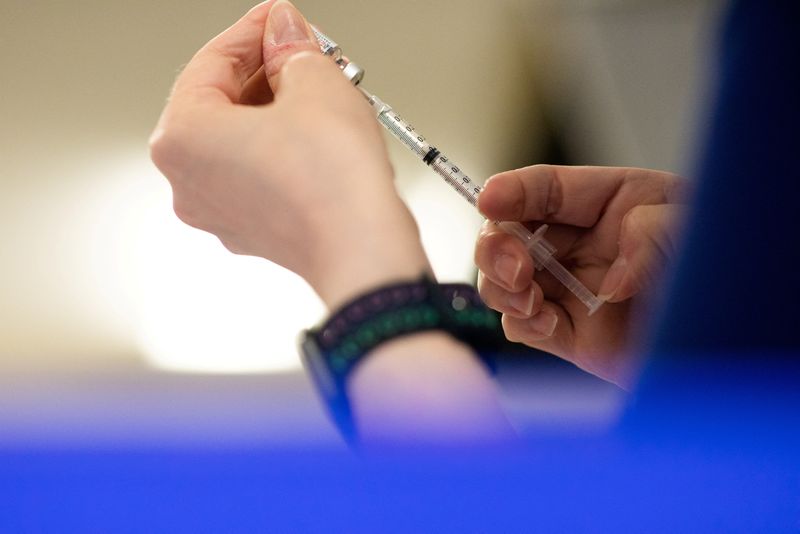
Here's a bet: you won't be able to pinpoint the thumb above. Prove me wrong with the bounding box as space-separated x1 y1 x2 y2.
262 0 322 91
598 204 682 303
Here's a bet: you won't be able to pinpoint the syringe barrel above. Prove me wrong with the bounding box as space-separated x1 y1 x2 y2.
367 101 482 206
376 110 429 158
312 27 602 315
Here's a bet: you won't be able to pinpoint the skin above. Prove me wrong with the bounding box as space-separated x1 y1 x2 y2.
150 0 512 444
150 1 686 442
475 166 687 388
150 0 429 310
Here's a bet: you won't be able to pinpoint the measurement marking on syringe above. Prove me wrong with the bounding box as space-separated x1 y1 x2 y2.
314 27 604 316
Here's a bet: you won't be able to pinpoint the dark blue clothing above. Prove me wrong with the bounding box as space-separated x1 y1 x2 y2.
651 0 800 351
625 0 800 446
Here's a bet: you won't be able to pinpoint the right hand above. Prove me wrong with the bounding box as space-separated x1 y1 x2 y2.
474 165 688 387
149 1 430 309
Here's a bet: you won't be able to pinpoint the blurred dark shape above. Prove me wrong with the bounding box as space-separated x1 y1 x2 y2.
627 0 800 443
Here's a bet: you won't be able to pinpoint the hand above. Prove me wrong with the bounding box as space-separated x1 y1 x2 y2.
475 165 688 387
149 1 430 309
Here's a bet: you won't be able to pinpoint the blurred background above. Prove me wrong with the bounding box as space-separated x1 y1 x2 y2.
0 0 724 449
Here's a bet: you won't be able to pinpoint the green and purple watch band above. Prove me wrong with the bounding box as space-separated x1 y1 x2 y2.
300 275 503 443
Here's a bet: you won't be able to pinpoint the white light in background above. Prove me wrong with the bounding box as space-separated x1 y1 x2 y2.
130 166 482 373
131 168 482 373
112 151 324 374
82 153 478 374
401 174 485 283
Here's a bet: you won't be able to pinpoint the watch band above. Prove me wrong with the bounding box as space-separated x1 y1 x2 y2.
300 275 503 443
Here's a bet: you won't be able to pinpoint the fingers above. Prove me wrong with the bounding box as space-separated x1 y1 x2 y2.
474 222 565 346
261 0 329 93
170 1 275 105
597 204 685 302
276 52 356 105
474 221 534 293
500 306 566 350
478 164 682 227
475 220 562 345
478 273 544 319
166 0 330 106
239 66 274 105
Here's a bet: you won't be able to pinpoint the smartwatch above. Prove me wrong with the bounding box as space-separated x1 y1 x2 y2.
300 275 503 443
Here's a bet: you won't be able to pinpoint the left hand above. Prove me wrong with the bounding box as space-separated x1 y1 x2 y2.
474 165 688 387
149 1 430 309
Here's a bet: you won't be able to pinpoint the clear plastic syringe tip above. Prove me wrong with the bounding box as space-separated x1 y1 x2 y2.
497 221 604 315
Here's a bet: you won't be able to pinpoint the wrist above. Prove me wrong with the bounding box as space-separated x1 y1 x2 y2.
300 276 508 444
348 332 514 445
314 246 431 311
309 199 431 310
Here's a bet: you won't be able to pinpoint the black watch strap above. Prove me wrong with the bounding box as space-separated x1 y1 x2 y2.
300 275 502 443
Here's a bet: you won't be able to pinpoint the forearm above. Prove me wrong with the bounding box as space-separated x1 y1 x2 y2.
152 0 515 446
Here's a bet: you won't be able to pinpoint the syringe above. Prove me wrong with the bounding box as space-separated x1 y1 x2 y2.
313 27 604 315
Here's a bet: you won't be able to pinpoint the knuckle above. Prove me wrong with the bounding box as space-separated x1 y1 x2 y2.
620 204 650 235
149 122 187 177
220 238 245 256
172 195 198 228
483 293 503 313
147 127 170 168
536 165 563 218
518 164 561 220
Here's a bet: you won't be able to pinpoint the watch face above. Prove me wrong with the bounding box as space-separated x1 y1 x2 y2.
299 330 357 443
299 331 338 402
297 281 499 444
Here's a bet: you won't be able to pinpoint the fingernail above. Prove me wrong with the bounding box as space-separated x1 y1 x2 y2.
494 254 522 289
267 0 312 45
528 310 558 337
508 286 535 316
598 256 627 302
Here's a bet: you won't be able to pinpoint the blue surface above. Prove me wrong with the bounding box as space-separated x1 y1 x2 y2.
1 0 798 530
1 440 798 533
